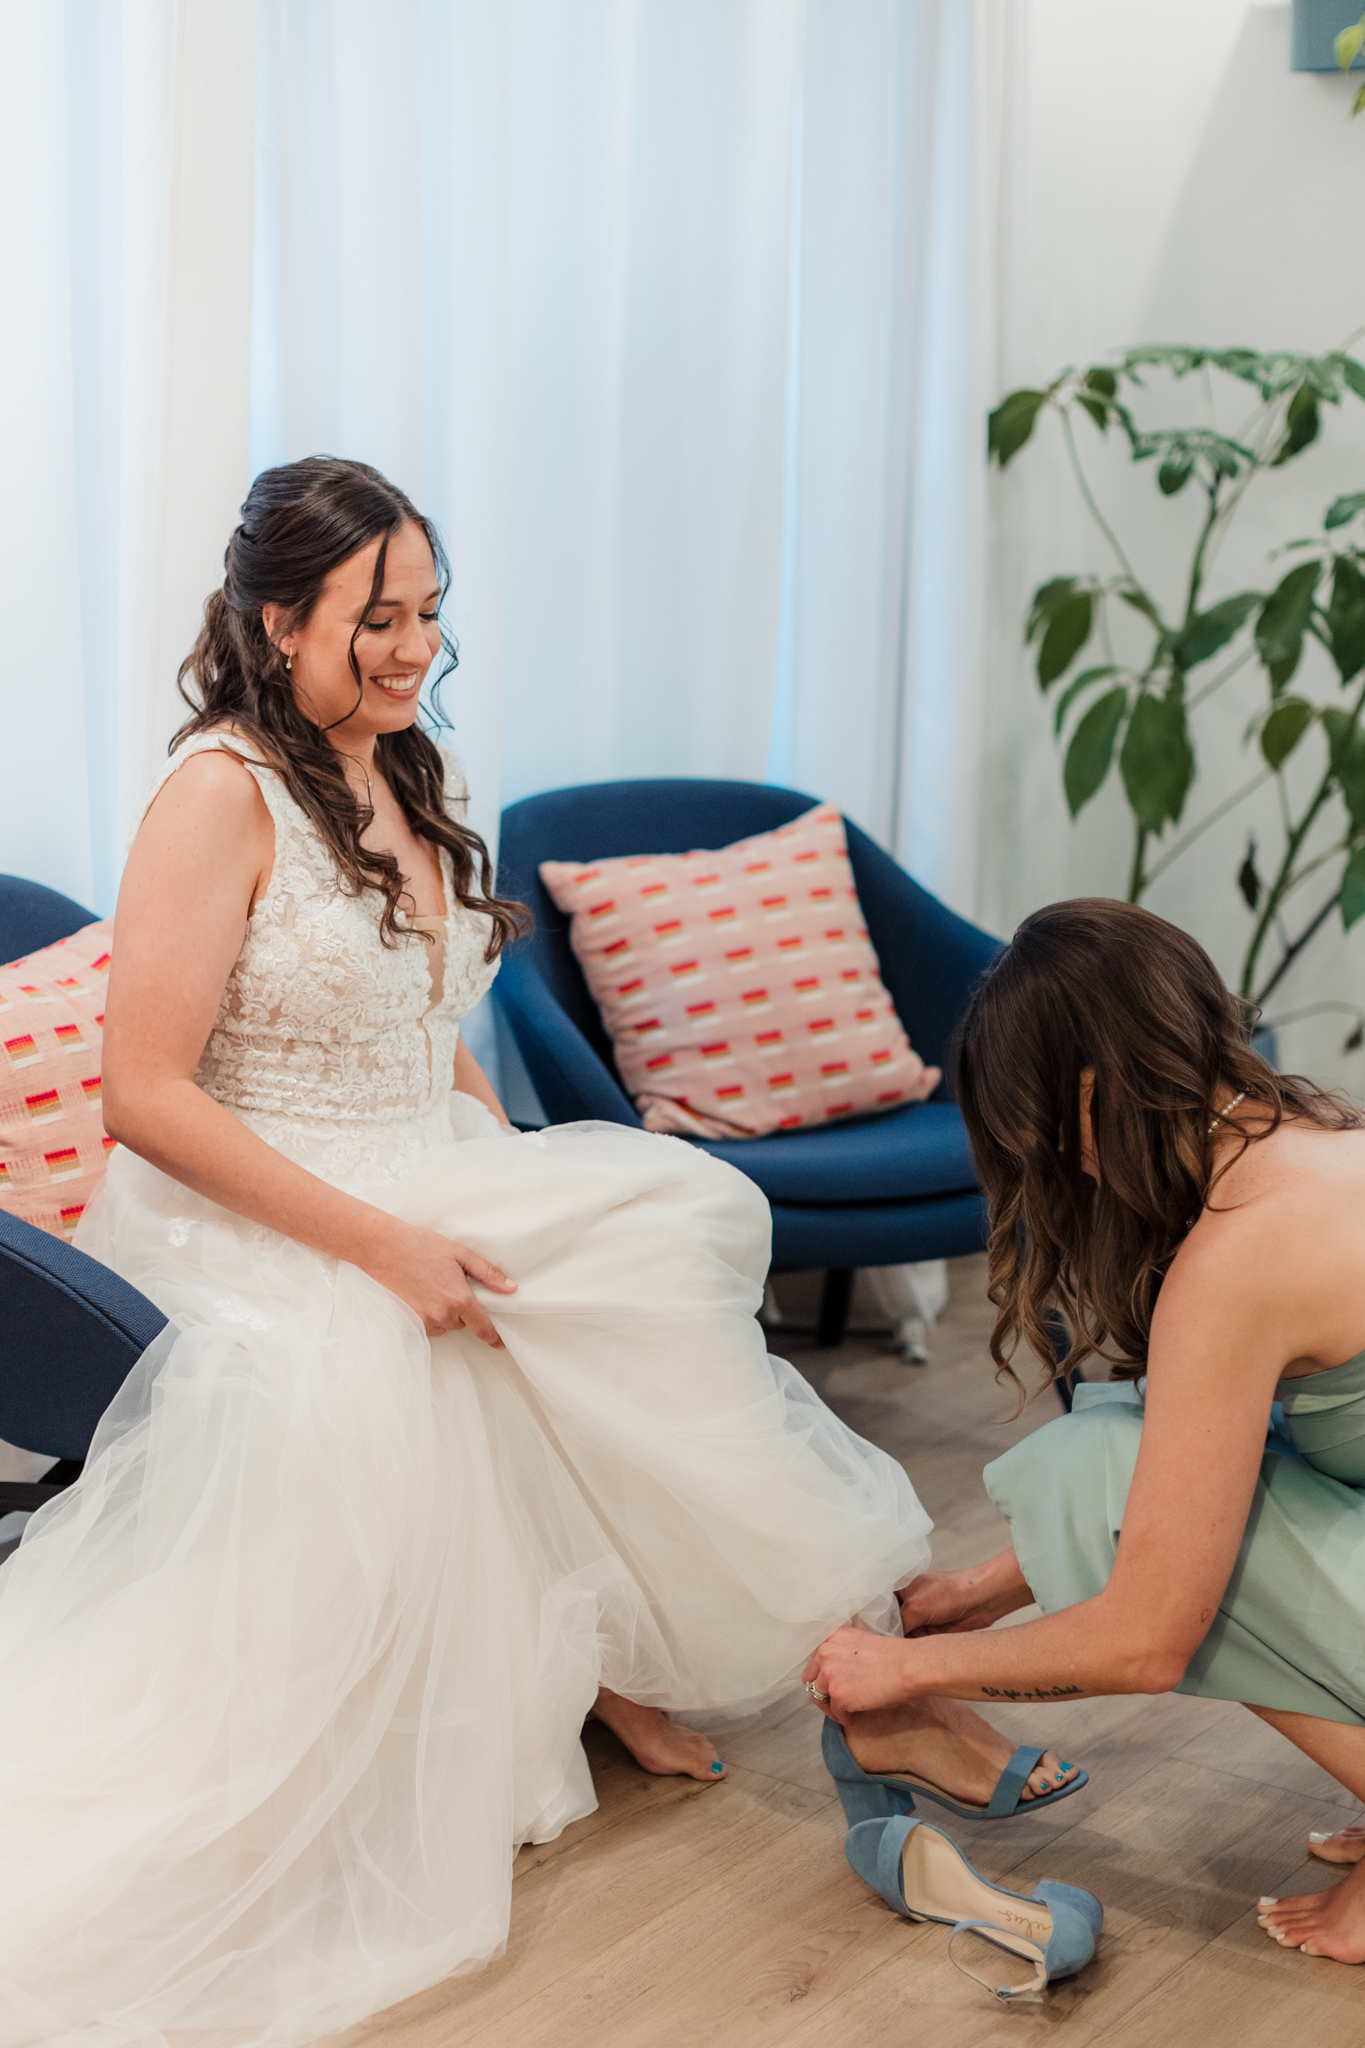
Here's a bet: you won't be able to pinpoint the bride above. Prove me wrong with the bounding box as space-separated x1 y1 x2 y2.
0 457 1077 2047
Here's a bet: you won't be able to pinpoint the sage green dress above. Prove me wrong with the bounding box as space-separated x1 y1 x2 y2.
984 1359 1365 1727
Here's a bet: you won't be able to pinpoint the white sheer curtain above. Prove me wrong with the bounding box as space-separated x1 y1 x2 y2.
0 0 255 917
770 0 1011 911
0 0 1006 930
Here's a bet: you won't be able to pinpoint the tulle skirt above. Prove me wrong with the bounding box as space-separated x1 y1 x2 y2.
0 1100 930 2048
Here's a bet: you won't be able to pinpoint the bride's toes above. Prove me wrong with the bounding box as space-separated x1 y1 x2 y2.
627 1715 725 1782
591 1691 726 1783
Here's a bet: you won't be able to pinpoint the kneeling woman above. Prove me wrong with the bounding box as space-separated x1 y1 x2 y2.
805 898 1365 1963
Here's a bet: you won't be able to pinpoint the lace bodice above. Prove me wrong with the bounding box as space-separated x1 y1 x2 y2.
144 734 500 1181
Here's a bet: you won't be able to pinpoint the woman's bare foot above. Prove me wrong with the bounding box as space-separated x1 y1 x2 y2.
1259 1858 1365 1961
1309 1823 1365 1865
846 1694 1080 1807
591 1687 726 1783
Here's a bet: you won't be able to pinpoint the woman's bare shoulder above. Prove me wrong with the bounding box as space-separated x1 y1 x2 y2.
1169 1120 1365 1318
134 740 273 869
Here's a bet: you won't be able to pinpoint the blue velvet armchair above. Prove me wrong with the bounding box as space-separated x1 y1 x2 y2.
494 780 1001 1343
0 877 166 1519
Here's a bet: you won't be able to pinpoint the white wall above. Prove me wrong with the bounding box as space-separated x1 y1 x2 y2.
983 1 1365 1084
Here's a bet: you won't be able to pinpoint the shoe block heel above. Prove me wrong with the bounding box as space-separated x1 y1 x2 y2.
821 1716 916 1825
830 1772 916 1825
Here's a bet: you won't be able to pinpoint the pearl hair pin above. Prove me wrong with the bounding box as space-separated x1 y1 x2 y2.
1209 1089 1246 1136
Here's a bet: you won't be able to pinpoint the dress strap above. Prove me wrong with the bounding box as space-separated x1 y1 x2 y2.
135 733 296 847
437 743 469 823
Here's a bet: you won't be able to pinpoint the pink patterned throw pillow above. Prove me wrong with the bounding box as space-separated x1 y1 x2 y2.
0 920 116 1238
540 804 939 1139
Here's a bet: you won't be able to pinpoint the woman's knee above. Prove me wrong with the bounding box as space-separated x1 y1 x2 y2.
990 1397 1142 1495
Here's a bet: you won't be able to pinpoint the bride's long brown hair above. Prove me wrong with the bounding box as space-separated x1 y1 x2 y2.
175 456 529 958
955 898 1364 1396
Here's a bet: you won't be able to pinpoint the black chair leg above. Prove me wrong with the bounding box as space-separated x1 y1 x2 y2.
0 1458 83 1516
817 1267 854 1348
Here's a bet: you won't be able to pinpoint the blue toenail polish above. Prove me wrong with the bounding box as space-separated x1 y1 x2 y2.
711 1760 724 1774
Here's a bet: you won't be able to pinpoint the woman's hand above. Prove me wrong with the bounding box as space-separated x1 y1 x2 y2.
802 1628 918 1720
363 1218 516 1346
897 1553 1032 1637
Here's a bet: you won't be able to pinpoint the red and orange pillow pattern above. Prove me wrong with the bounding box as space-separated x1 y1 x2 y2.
540 803 938 1140
0 922 115 1240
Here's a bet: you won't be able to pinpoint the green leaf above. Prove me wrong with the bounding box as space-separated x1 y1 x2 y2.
1208 348 1266 386
1327 490 1365 530
1119 690 1194 832
1083 367 1117 399
1342 846 1365 931
1131 426 1256 483
1173 591 1260 668
1255 560 1321 681
1026 576 1080 643
1354 78 1365 115
1326 712 1365 830
1337 18 1365 69
1053 665 1118 735
1338 760 1365 836
1326 555 1365 682
1323 705 1354 762
1260 696 1314 769
1117 583 1163 627
1340 359 1365 402
1120 345 1207 379
1158 453 1193 495
1037 590 1094 687
989 389 1047 467
1063 687 1127 817
1273 383 1320 466
1077 394 1109 433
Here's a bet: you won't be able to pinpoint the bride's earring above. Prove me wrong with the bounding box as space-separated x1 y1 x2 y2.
284 647 293 672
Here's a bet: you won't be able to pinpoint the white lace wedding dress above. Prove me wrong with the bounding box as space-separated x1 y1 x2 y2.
0 735 932 2048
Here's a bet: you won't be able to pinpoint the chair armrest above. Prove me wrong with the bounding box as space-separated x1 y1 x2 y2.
0 1208 166 1462
495 954 643 1128
843 823 1001 1085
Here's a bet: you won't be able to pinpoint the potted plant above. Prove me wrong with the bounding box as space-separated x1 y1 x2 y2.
989 343 1365 1038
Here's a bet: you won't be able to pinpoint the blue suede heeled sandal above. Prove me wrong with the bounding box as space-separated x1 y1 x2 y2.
844 1813 1103 2002
822 1715 1089 1826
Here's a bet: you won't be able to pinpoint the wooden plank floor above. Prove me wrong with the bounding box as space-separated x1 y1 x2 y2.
329 1259 1365 2041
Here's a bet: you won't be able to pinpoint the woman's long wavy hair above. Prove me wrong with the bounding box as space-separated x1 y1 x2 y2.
955 898 1364 1396
175 456 529 958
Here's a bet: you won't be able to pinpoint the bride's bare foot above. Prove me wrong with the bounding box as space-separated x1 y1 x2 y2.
846 1694 1081 1807
1260 1858 1365 1961
1309 1822 1365 1865
591 1687 726 1783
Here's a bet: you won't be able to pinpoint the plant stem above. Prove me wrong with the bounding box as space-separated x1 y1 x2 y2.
1059 407 1149 600
1275 767 1294 839
1241 670 1365 995
1253 890 1342 1009
1127 820 1150 903
1192 390 1280 590
1143 768 1274 886
1183 487 1221 625
1280 840 1350 898
1187 645 1253 710
1242 780 1335 997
